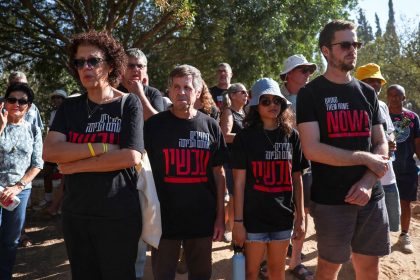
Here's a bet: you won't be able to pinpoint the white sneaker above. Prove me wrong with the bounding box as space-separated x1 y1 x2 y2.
398 234 414 254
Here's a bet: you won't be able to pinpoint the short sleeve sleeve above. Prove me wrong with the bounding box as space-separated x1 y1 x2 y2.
296 86 316 124
290 129 309 172
231 130 247 169
31 124 44 169
120 94 144 152
210 120 227 167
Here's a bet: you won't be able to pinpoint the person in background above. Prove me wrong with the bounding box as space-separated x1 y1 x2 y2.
232 78 306 280
118 47 164 280
195 79 220 121
355 63 401 234
297 20 390 279
280 54 316 280
0 83 43 280
145 65 226 280
43 30 144 279
219 83 248 243
7 71 44 247
387 84 420 254
36 90 67 212
118 48 164 121
7 71 44 131
209 63 233 109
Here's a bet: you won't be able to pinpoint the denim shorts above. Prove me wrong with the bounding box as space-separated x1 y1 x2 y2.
246 229 292 242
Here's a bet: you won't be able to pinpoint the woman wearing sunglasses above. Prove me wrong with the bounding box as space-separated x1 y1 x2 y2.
0 83 43 279
43 31 144 279
232 78 307 280
219 83 248 242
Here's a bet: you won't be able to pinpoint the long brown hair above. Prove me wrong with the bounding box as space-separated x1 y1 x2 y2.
243 103 294 136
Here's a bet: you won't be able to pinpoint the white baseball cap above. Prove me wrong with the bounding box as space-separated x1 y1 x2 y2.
51 89 67 99
279 54 317 81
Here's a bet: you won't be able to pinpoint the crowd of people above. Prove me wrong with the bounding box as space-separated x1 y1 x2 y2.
0 18 419 280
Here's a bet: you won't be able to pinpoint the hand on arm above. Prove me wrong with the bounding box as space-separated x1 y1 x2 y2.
232 169 247 247
345 124 388 205
298 122 388 176
126 80 158 120
43 131 118 163
58 148 142 174
212 165 226 241
291 172 305 240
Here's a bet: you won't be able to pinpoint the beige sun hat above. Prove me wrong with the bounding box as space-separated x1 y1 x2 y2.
279 54 317 81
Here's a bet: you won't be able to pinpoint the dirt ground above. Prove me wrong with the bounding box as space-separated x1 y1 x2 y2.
13 194 420 280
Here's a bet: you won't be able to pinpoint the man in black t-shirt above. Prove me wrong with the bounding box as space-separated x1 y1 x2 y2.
209 62 232 109
118 48 164 120
145 65 226 280
297 20 390 279
118 47 164 280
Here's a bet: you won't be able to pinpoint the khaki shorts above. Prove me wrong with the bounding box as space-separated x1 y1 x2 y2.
310 197 390 264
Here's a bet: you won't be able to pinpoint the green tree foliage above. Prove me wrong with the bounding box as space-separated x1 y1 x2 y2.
375 13 382 38
0 0 357 119
383 0 399 58
357 21 420 114
357 8 374 43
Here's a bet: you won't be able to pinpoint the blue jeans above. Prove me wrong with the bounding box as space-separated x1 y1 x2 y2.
0 188 31 280
135 239 147 278
383 183 401 232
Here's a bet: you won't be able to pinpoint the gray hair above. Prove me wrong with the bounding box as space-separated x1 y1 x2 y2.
168 64 202 92
126 48 147 66
8 71 28 84
387 84 405 96
218 62 232 73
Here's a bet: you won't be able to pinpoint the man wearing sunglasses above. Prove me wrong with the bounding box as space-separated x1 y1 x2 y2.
297 20 390 280
118 48 164 121
280 54 316 280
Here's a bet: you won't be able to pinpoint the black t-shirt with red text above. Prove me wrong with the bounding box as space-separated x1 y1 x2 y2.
144 110 227 239
296 76 384 205
232 127 309 233
50 93 144 219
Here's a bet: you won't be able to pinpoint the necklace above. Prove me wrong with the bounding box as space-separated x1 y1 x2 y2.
86 88 113 119
263 128 279 150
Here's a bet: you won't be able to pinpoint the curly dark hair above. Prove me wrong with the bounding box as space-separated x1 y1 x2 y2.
199 81 218 116
243 103 295 136
69 30 126 87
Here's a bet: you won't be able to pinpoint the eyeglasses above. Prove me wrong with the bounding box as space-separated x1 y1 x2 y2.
127 63 146 70
73 57 105 69
259 97 283 107
6 97 29 105
235 90 248 95
295 67 314 74
330 41 363 50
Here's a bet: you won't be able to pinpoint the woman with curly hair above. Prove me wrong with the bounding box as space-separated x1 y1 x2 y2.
232 78 307 280
194 79 220 121
43 31 144 279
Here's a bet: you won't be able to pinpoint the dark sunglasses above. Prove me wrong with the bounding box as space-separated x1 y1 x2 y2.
295 67 313 74
127 63 146 70
73 57 105 69
6 97 29 105
259 96 283 107
330 41 363 50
